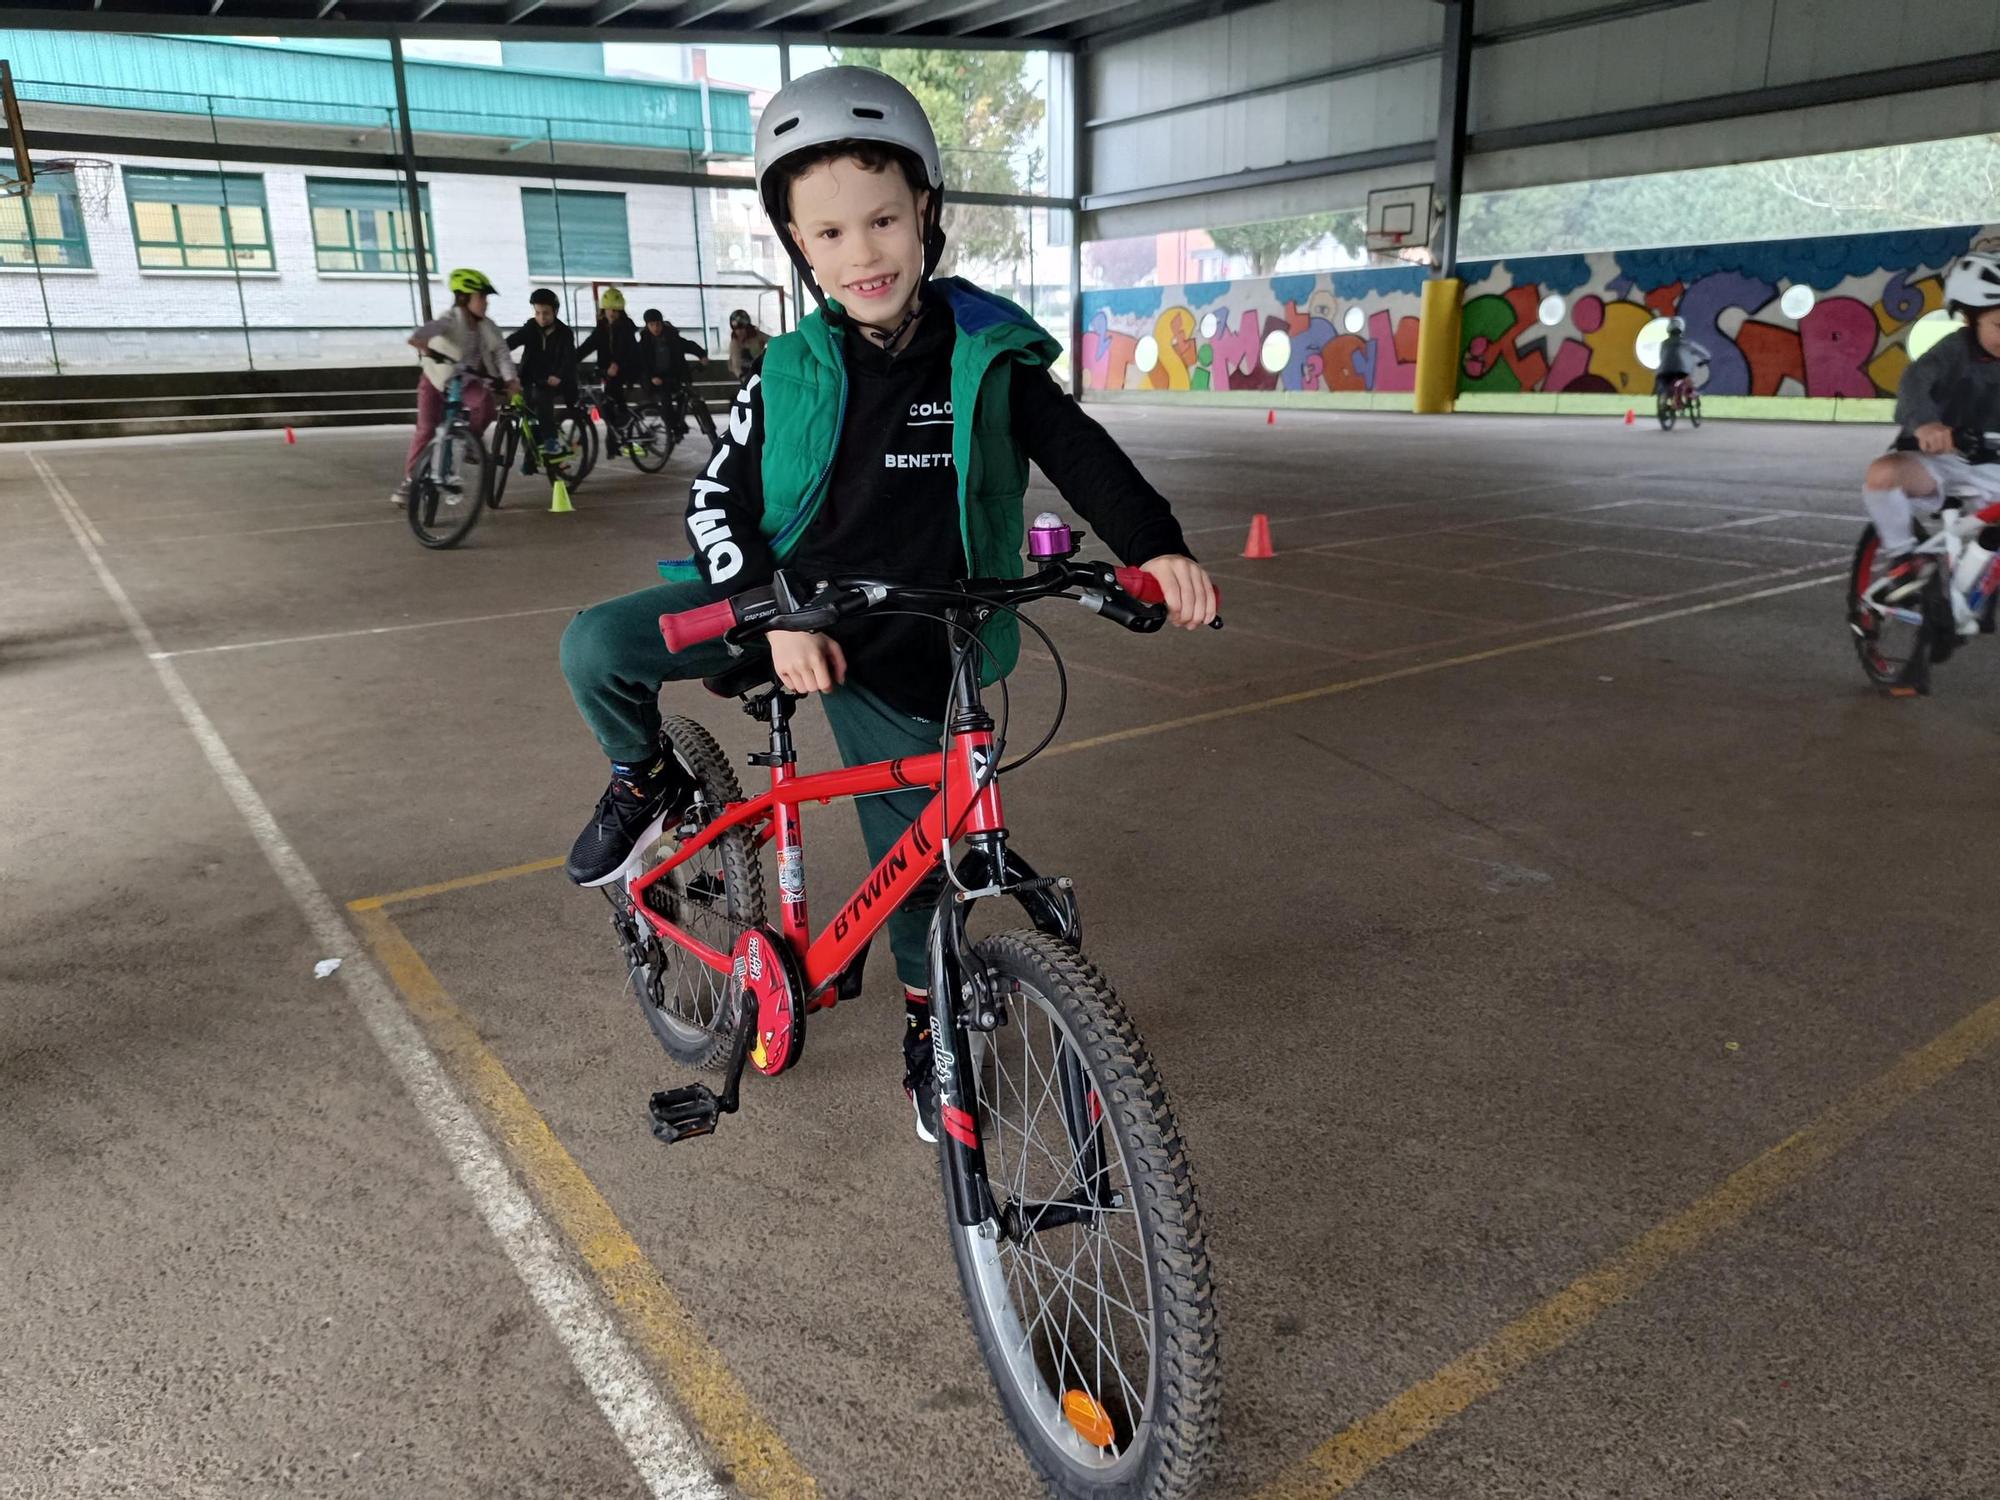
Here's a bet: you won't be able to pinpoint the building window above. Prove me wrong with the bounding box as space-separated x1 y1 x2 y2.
521 187 632 279
308 177 432 274
124 170 273 271
0 167 92 268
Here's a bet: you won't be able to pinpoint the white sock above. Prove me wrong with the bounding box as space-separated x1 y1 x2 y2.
1862 486 1917 556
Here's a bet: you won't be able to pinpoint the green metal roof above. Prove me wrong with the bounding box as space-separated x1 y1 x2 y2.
0 30 753 156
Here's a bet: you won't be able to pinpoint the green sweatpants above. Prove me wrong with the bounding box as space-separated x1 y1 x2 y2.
560 579 942 989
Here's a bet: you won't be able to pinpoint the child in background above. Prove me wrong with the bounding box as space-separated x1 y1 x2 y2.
641 308 718 442
393 267 518 505
505 286 577 461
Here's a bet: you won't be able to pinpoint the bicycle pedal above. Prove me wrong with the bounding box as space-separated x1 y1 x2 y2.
649 1084 721 1144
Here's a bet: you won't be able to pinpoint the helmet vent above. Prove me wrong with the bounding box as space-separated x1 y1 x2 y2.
772 116 800 136
852 106 885 119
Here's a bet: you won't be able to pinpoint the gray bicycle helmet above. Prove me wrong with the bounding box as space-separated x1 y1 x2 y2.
754 66 947 310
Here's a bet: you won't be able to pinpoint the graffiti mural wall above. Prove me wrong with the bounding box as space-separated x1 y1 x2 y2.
1078 223 1999 403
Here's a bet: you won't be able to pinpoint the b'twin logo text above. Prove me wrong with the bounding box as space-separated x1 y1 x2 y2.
686 374 758 582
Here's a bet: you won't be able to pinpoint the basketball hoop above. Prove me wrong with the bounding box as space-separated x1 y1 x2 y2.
33 157 115 220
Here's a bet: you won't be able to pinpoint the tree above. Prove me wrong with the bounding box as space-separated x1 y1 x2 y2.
1206 212 1364 274
1084 235 1158 288
831 47 1047 278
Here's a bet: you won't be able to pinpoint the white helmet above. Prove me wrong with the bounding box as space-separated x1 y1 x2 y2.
754 66 947 309
1944 252 2000 310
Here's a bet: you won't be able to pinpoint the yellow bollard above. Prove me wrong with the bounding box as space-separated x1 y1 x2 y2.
1413 277 1464 415
548 477 573 514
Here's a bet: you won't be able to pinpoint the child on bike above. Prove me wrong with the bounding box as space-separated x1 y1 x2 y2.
505 286 578 462
726 307 769 381
558 67 1217 1141
1862 251 2000 603
578 285 644 432
1653 316 1709 400
393 267 519 506
640 308 719 443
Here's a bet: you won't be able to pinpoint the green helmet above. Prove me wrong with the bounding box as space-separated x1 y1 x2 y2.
599 285 626 311
448 267 497 296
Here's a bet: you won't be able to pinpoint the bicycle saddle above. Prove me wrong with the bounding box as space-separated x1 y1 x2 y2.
702 651 783 700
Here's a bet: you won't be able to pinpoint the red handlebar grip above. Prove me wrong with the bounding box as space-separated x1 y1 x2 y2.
660 598 737 652
1113 566 1220 609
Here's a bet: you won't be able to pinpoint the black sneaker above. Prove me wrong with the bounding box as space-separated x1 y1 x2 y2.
903 1022 940 1144
565 757 693 888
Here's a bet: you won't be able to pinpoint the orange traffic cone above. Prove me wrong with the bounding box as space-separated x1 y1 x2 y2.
1243 513 1275 559
1266 409 1276 426
284 426 296 444
1623 408 1635 426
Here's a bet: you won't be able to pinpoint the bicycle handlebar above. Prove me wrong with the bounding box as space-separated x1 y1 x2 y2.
659 560 1219 654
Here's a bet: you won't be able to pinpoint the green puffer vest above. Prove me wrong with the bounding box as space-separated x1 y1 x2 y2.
660 276 1063 681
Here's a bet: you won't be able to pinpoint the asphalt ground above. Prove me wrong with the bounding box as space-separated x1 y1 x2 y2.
4 405 1996 1499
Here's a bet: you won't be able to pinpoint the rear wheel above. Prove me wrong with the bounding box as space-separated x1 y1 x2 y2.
945 931 1218 1500
407 428 491 550
1849 524 1930 690
613 716 764 1071
1656 390 1676 431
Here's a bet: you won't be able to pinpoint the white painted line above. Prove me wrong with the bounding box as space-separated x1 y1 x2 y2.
28 451 725 1500
153 604 585 659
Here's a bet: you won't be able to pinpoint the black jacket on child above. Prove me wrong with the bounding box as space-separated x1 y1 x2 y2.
577 314 645 385
643 325 708 390
506 318 577 395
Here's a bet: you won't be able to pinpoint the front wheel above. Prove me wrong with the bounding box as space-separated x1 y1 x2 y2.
408 427 492 549
490 415 521 509
945 931 1218 1500
1686 392 1702 428
627 405 677 473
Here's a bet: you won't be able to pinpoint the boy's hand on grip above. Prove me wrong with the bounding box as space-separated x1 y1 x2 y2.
1917 422 1954 455
1140 555 1219 630
770 629 847 694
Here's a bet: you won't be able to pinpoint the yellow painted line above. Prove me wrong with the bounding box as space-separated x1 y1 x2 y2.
349 904 817 1499
1045 568 1842 760
350 855 567 911
350 569 1845 912
1253 987 2000 1500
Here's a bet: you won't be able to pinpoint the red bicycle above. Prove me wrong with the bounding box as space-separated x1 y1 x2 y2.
603 521 1220 1500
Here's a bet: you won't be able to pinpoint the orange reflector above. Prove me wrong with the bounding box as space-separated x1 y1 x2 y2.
1062 1389 1115 1449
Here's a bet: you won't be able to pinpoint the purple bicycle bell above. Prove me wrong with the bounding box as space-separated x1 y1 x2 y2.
1028 511 1076 559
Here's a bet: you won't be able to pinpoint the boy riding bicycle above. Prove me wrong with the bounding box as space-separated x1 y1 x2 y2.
578 286 644 433
393 267 518 506
641 308 719 443
1862 251 2000 604
558 67 1217 1140
505 286 578 460
727 307 770 381
1654 316 1709 401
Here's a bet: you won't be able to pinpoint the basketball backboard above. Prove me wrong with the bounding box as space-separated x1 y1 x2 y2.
1365 183 1436 264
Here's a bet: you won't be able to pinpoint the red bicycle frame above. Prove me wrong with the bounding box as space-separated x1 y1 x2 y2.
627 717 1002 1005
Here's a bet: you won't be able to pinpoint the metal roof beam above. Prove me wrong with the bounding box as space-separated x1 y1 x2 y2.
653 0 739 25
986 0 1148 38
810 0 924 33
732 0 829 27
589 0 649 25
503 0 551 21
